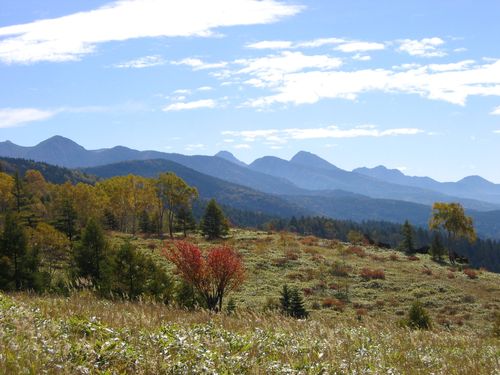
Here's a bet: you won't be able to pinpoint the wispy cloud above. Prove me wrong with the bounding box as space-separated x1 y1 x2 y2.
398 37 446 57
171 58 228 70
335 41 385 53
163 99 217 111
223 124 423 145
491 106 500 115
185 143 206 151
114 55 165 68
0 108 57 128
0 0 301 64
242 59 500 107
246 37 345 49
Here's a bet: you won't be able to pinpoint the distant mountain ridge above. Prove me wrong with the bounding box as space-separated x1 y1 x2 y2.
1 136 499 211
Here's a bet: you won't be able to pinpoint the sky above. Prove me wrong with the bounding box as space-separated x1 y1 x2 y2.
1 0 500 182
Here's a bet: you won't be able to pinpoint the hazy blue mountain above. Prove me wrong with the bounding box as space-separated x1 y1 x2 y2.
355 166 500 204
250 152 499 211
0 136 305 196
215 151 247 167
1 137 499 211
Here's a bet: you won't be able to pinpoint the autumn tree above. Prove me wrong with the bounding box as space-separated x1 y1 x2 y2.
30 223 70 275
429 202 476 263
155 173 198 238
164 241 244 311
0 172 14 213
201 199 229 240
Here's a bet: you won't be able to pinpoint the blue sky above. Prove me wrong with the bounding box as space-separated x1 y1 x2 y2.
1 0 499 182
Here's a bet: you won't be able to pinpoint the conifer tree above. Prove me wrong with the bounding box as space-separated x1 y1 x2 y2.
201 199 229 240
289 287 308 319
0 213 41 290
279 284 291 315
400 220 415 254
73 218 112 290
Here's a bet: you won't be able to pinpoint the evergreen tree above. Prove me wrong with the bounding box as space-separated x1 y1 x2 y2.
289 288 308 319
429 232 445 261
279 284 308 319
201 199 229 240
176 207 196 237
73 218 112 290
400 220 415 254
407 300 432 330
0 213 41 290
112 241 148 299
279 284 292 315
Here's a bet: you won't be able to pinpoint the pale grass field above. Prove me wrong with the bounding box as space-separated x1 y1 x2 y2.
1 229 499 374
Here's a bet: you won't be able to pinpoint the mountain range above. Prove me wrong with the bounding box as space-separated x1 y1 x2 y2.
2 135 500 239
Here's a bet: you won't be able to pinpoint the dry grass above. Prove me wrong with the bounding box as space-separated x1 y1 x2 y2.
1 228 500 374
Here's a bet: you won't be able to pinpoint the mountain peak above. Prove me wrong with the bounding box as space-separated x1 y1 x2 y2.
290 151 338 170
215 150 247 167
37 135 86 150
458 175 495 187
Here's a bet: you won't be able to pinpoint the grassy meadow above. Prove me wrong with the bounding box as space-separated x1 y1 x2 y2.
1 229 499 374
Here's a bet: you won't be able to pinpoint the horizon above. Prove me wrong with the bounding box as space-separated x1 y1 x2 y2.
1 1 500 182
1 134 494 184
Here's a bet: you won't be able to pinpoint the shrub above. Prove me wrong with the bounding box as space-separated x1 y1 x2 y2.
347 230 366 245
422 267 432 276
389 254 399 261
493 312 500 338
360 268 385 280
406 301 432 330
463 268 478 279
407 255 419 261
280 284 308 319
330 261 351 277
321 297 345 311
346 246 366 258
300 236 318 246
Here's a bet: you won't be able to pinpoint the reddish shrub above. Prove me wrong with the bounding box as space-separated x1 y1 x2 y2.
322 297 345 311
407 255 420 261
370 254 386 262
422 268 432 276
389 254 399 261
463 268 478 279
300 236 319 246
329 283 340 290
163 241 244 311
285 249 300 261
356 308 368 317
346 246 367 258
447 272 456 279
360 267 385 280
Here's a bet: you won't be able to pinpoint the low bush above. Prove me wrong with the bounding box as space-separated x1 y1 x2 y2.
406 301 432 330
463 268 478 279
360 268 385 280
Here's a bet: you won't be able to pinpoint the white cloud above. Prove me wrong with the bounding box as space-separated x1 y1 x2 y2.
494 130 500 134
163 99 217 111
352 54 371 61
398 37 446 57
491 106 500 115
246 40 293 49
0 0 301 64
336 41 385 53
427 60 475 72
171 58 227 70
242 59 500 107
113 55 165 68
0 108 57 128
223 125 423 144
246 37 345 50
234 51 343 88
233 143 251 149
197 86 213 91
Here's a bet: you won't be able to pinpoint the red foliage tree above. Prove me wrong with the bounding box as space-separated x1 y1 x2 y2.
164 241 244 311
